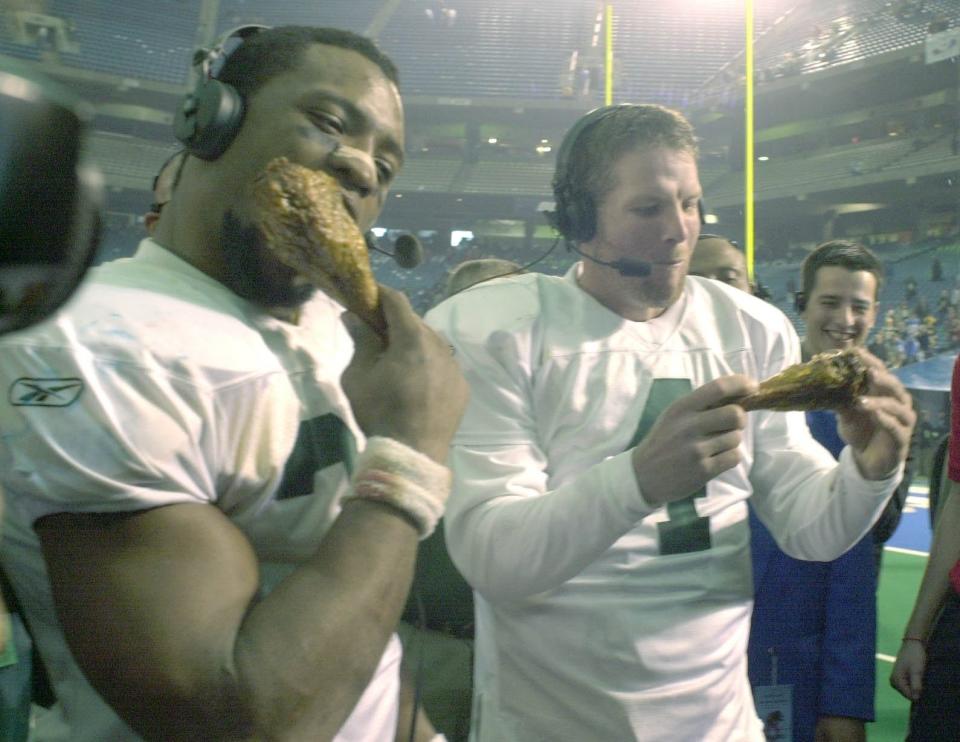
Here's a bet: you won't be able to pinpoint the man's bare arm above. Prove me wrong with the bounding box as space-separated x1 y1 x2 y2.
38 497 419 741
37 288 468 740
890 482 960 701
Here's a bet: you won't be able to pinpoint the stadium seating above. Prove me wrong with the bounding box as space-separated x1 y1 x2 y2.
0 0 953 104
461 160 554 195
48 0 196 84
215 0 378 37
707 137 920 205
392 158 463 193
377 0 597 99
0 12 42 62
87 132 180 191
611 0 783 107
753 0 960 78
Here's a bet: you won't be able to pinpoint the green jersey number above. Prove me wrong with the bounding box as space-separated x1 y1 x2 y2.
277 413 357 500
628 379 712 555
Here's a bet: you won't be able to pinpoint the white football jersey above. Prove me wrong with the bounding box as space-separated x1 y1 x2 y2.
427 265 898 741
0 240 400 741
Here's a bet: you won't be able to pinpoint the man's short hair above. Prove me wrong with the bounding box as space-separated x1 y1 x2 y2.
216 26 400 102
565 104 697 208
801 239 884 299
444 258 524 297
697 233 739 248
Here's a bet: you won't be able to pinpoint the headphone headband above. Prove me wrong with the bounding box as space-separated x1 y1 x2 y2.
194 24 270 81
549 104 638 244
552 104 635 194
697 233 738 247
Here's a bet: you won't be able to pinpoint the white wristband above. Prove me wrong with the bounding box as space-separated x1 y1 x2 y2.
342 437 452 539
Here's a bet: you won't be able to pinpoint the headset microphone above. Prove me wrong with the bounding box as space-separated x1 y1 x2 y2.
392 233 423 269
364 232 424 269
568 243 652 277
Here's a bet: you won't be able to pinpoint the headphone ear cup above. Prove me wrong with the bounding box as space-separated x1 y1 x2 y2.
173 78 244 160
544 197 562 232
550 181 574 239
552 105 636 244
572 195 595 243
552 183 595 243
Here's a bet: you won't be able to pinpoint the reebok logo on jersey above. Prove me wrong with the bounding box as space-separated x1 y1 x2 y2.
9 378 84 407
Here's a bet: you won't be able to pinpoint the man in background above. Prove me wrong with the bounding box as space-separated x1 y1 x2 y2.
746 240 909 742
688 233 752 293
444 257 524 297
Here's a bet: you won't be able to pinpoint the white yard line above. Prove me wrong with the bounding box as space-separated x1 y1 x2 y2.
884 545 930 557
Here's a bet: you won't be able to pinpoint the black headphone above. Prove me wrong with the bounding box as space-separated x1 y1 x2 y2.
173 24 269 160
547 104 634 243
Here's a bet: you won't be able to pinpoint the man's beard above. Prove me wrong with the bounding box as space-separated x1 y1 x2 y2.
635 274 683 309
220 210 316 309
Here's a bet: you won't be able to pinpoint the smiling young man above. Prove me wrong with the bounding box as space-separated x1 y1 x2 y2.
798 240 880 362
426 105 914 741
0 26 467 741
796 243 911 570
747 240 909 742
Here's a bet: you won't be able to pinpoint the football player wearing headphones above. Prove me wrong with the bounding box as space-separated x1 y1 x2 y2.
426 104 914 741
0 25 466 741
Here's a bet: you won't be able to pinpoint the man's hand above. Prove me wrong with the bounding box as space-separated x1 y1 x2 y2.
396 662 440 742
342 286 469 463
835 351 915 480
890 638 926 701
632 375 756 507
814 716 866 742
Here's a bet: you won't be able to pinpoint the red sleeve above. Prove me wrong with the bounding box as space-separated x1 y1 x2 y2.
949 355 960 482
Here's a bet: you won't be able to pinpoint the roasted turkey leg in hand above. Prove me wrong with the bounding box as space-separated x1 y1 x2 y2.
738 349 869 412
252 156 386 335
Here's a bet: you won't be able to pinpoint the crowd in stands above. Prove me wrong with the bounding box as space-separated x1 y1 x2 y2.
765 239 960 368
695 0 959 112
372 231 960 380
9 0 956 113
371 233 577 314
97 217 960 367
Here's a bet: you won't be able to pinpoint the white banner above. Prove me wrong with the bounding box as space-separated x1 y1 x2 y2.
925 28 960 64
